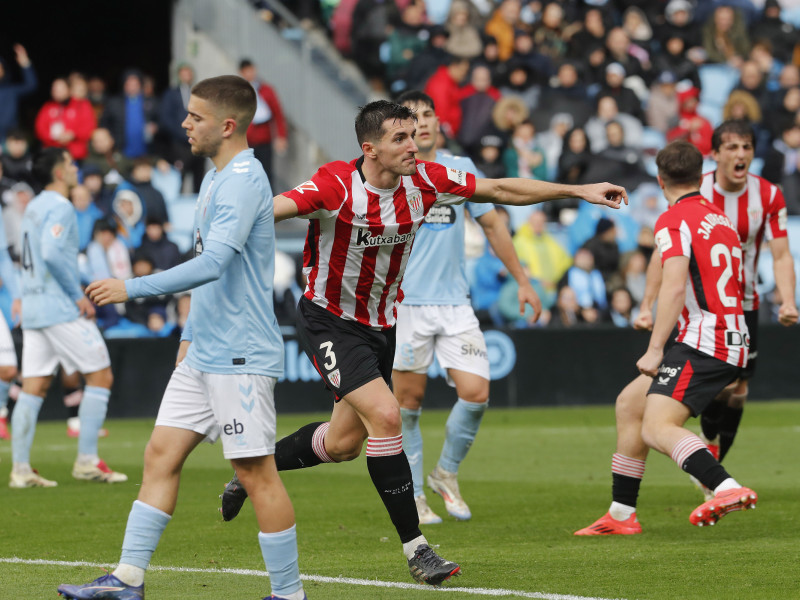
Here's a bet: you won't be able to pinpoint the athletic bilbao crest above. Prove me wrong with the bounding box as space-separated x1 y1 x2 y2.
407 190 422 213
328 368 341 388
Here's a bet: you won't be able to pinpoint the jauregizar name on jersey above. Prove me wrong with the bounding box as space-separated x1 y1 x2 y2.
697 212 736 240
355 229 415 247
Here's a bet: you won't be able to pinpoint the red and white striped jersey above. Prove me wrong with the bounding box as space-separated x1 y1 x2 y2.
699 171 788 310
654 193 748 367
283 158 476 329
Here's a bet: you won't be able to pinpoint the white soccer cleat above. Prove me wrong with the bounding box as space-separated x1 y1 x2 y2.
427 465 471 521
9 468 58 488
415 494 443 524
72 458 128 483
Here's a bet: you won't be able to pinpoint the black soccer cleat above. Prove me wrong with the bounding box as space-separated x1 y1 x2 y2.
407 543 461 585
220 472 249 521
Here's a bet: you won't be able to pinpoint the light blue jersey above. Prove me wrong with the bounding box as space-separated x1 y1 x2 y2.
21 190 83 329
0 209 20 300
126 149 284 377
401 152 492 305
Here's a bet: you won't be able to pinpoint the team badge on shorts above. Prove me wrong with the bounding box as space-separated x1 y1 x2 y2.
328 369 341 388
407 191 422 213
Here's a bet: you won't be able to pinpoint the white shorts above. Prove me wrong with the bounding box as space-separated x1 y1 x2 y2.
22 318 110 378
157 361 278 459
0 313 17 368
393 304 490 385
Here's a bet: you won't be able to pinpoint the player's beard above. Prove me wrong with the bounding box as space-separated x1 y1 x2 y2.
192 135 223 159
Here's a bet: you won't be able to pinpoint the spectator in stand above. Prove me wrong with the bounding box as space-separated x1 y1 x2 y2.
504 62 542 112
557 126 592 186
238 59 288 181
485 0 522 62
503 120 547 181
385 0 431 91
532 2 569 60
124 253 172 333
443 0 483 60
621 6 655 58
81 164 115 217
1 129 34 186
472 134 507 179
735 60 770 114
110 188 145 250
567 8 608 60
404 26 452 92
479 35 507 88
597 63 644 122
702 5 750 68
83 127 131 187
512 210 571 303
0 44 37 143
723 90 770 154
509 28 555 87
652 33 702 91
87 75 107 121
535 62 592 132
749 40 783 94
458 64 501 156
762 123 800 215
582 42 609 92
562 247 606 323
581 216 620 284
604 27 648 86
618 249 648 307
608 287 635 327
487 94 529 149
535 112 572 182
35 77 97 162
658 0 702 51
548 285 585 328
423 55 470 138
85 218 133 283
646 71 679 134
127 157 169 226
591 120 651 191
350 0 400 89
768 86 800 141
138 218 181 272
159 62 205 193
101 69 160 159
750 0 796 64
667 84 713 156
70 184 104 251
627 181 666 231
585 95 643 152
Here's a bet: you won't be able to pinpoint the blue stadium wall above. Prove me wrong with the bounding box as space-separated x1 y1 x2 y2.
35 325 800 421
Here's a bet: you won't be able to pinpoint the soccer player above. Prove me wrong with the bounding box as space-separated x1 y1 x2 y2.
579 141 758 535
0 208 21 441
392 90 541 524
575 122 796 535
58 76 306 600
11 148 124 488
220 100 626 585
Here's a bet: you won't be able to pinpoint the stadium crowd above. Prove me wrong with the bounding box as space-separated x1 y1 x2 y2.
1 0 799 339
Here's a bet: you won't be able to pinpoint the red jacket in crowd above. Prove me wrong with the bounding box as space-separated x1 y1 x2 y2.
35 98 96 160
246 81 288 147
424 65 464 138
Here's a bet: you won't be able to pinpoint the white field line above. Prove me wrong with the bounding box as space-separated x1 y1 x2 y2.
1 556 628 600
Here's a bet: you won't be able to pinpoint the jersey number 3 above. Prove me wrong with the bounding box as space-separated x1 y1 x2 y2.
711 243 743 308
319 341 337 370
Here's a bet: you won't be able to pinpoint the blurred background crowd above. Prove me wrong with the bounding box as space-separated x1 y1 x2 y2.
1 0 799 336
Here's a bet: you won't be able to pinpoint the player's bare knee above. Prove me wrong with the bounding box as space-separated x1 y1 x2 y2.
0 365 17 382
85 367 113 390
325 436 362 462
457 383 489 404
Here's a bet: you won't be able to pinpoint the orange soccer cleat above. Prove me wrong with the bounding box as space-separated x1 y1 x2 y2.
574 512 642 536
690 486 757 527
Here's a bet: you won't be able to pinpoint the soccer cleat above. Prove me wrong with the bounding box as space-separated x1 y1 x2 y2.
0 415 9 440
407 543 461 585
689 486 758 527
574 512 642 536
58 572 144 599
689 475 715 501
415 494 443 525
427 466 471 520
263 594 307 600
67 416 108 438
9 468 57 488
220 472 249 521
72 459 128 483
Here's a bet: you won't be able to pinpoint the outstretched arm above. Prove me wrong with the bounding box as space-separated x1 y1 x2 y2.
770 237 798 326
477 209 541 321
274 194 300 222
471 178 627 210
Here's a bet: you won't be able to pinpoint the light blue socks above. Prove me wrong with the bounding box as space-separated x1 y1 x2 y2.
439 398 487 473
78 386 110 456
259 525 304 599
400 407 424 496
11 391 43 465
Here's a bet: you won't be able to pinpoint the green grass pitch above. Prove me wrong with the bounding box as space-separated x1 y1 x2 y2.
1 401 797 599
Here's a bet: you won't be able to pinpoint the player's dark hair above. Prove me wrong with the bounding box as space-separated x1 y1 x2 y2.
395 90 435 111
355 100 416 145
32 147 70 187
656 141 703 187
191 75 257 131
711 120 755 152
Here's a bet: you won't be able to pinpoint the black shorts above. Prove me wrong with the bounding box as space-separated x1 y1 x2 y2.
741 310 758 380
647 343 742 417
295 296 395 401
